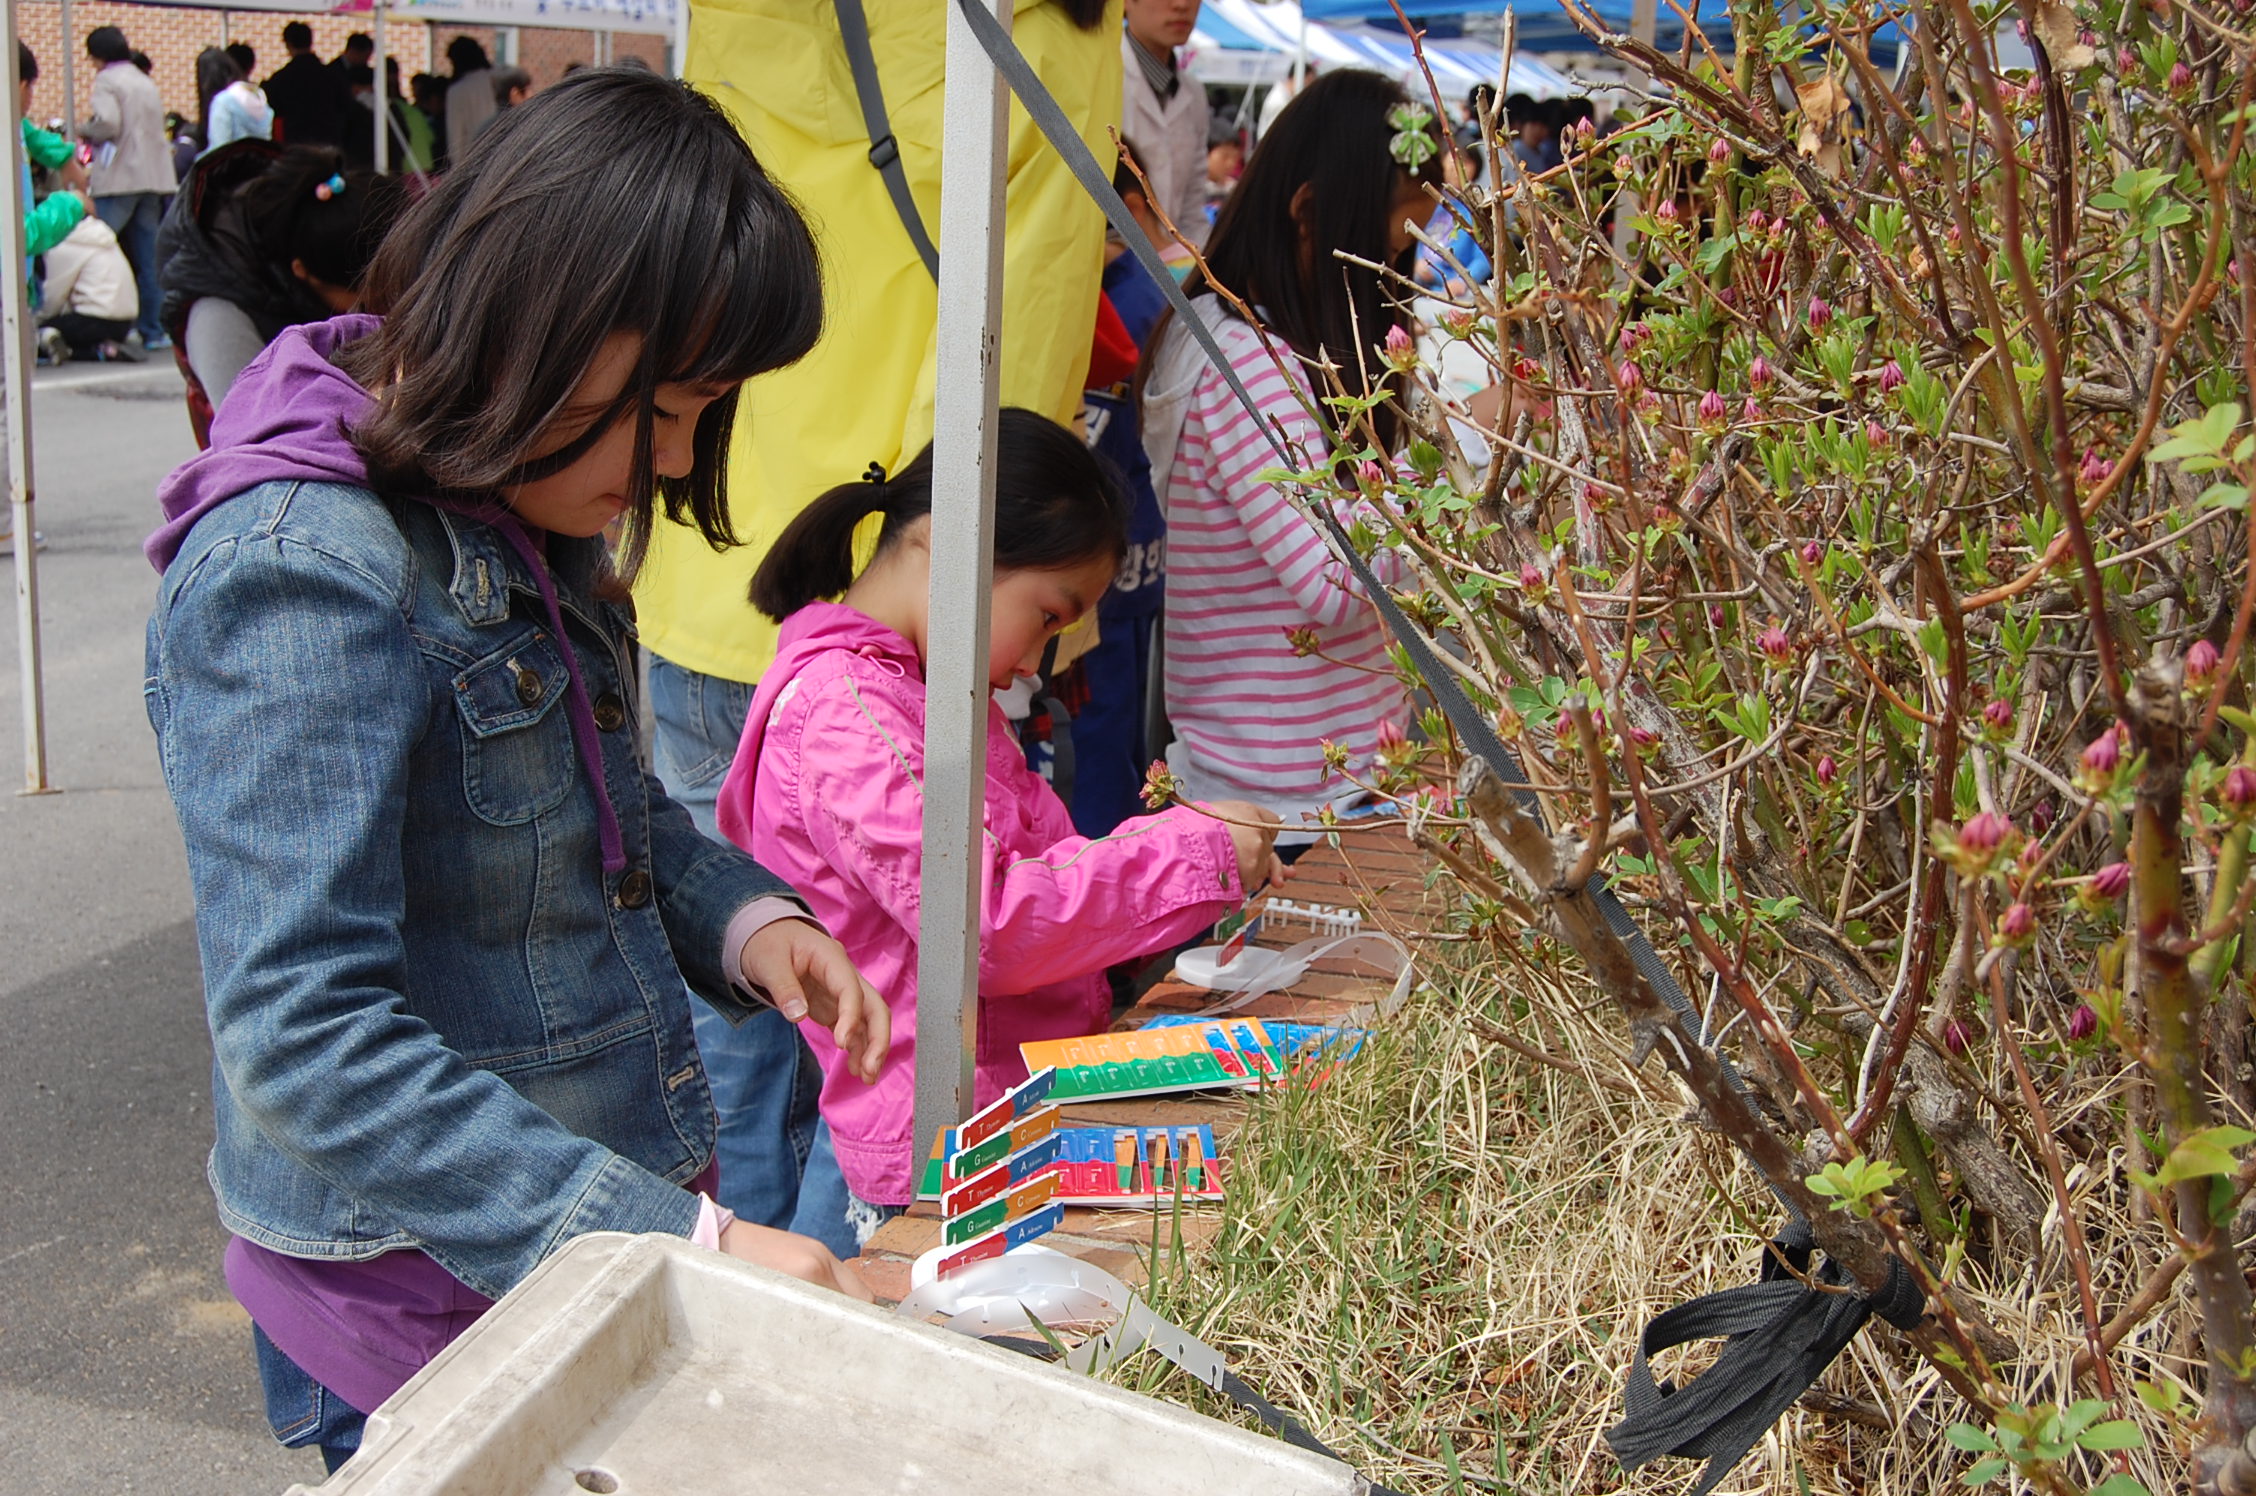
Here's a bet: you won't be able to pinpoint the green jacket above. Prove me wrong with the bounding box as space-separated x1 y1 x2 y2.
22 120 86 260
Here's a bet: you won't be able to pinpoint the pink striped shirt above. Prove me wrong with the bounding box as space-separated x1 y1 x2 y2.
1158 314 1408 830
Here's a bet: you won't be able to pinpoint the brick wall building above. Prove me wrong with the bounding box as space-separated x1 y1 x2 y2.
16 0 664 129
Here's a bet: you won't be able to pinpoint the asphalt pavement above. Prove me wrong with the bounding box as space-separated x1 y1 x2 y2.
0 361 324 1494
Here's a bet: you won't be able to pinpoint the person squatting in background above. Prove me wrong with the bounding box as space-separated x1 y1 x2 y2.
1139 69 1428 856
144 69 886 1475
157 143 408 442
716 409 1284 1252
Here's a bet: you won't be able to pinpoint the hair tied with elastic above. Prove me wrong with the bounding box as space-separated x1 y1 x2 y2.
862 461 888 485
314 173 348 202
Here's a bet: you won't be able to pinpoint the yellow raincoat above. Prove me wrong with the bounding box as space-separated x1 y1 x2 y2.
636 0 1122 684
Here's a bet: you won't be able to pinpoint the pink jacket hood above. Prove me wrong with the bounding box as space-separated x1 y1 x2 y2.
717 601 1244 1205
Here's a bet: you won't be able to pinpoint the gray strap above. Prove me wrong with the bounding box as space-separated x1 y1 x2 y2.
837 0 940 279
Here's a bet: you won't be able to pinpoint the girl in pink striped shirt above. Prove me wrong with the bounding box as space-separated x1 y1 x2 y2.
1142 69 1440 851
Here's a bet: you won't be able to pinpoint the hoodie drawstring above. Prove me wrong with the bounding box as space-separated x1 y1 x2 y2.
482 514 629 877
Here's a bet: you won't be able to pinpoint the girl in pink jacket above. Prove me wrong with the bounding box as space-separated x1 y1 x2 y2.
716 409 1282 1250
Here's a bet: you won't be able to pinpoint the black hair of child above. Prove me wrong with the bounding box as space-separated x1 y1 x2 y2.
748 407 1130 622
337 66 825 578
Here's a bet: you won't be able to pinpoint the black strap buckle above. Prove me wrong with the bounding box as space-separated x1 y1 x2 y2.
867 133 900 171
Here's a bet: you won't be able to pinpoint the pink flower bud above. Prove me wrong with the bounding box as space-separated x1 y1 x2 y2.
2170 60 2194 90
1801 540 1824 566
1571 115 1595 138
1554 712 1578 742
1743 208 1768 233
1620 320 1652 350
2000 901 2037 943
1878 359 1907 393
1758 625 1792 664
2082 732 2121 775
1699 389 1729 423
1816 754 1840 786
1519 562 1546 590
2116 46 2138 72
1865 419 1892 449
1717 287 1738 308
2068 1004 2099 1040
1375 717 1408 750
1808 297 1833 330
1617 359 1644 394
1708 138 1732 164
1749 354 1775 390
1708 604 1726 626
1628 725 1659 747
2226 765 2256 809
2080 448 2110 487
1654 198 1680 223
1982 698 2015 732
2031 798 2058 834
2188 639 2222 687
1384 324 1413 355
1958 811 2012 857
2093 861 2131 899
1943 1019 1973 1055
1357 459 1387 488
2233 257 2244 283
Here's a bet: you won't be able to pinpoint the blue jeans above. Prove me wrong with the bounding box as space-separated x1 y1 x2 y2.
648 653 827 1232
93 192 164 343
253 1325 364 1475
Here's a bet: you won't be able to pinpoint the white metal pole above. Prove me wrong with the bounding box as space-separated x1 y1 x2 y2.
58 0 74 133
372 0 389 172
1292 13 1306 89
669 0 689 78
910 0 1009 1176
2 0 52 794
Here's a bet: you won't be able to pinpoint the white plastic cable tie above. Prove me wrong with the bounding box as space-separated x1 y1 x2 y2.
1171 932 1416 1021
893 1244 1226 1389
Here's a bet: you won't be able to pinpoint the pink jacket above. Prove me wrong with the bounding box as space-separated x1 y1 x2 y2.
716 602 1246 1204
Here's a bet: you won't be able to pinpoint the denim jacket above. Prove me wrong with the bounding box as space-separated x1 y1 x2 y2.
145 479 793 1300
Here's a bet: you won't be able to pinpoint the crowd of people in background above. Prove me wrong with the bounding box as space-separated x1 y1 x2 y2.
12 0 1626 1467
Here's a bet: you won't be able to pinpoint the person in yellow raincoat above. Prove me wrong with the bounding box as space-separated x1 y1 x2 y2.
633 0 1122 1255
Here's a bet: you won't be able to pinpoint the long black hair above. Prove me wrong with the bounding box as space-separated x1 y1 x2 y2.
340 67 823 578
1193 68 1438 449
749 408 1128 621
195 47 244 147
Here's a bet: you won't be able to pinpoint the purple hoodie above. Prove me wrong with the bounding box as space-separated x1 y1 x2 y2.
148 313 627 873
149 313 385 573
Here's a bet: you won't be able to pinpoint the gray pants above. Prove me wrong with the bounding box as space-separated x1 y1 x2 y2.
183 298 269 414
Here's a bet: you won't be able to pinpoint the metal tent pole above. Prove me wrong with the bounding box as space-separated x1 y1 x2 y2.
909 0 1009 1176
58 0 74 133
669 0 689 77
372 0 389 172
2 0 52 794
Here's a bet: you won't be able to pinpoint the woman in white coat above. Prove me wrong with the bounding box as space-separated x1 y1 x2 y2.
38 216 140 362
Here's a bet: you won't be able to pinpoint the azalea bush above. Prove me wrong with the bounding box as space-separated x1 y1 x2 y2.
1178 1 2256 1490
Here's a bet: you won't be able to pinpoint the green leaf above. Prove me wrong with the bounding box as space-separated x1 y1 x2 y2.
2076 1419 2146 1451
1943 1423 1997 1453
2153 1124 2256 1187
1960 1457 2010 1486
1693 232 1741 272
2088 1476 2152 1496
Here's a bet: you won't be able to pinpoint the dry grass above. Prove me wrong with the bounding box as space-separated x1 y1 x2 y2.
1116 951 2214 1494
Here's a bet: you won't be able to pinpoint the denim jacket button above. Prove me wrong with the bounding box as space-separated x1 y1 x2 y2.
593 693 627 733
513 666 544 707
617 869 653 909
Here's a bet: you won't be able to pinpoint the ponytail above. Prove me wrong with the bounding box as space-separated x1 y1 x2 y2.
749 407 1129 622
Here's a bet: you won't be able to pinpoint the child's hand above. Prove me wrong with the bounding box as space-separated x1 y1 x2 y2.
1204 799 1286 894
719 1220 875 1301
739 919 892 1084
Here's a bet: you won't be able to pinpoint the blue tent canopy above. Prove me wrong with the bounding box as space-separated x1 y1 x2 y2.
1292 0 1901 60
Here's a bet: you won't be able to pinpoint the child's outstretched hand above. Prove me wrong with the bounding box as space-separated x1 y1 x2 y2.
719 1220 875 1301
1205 799 1289 895
739 920 891 1084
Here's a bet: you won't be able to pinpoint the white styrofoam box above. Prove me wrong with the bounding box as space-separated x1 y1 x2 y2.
292 1231 1366 1496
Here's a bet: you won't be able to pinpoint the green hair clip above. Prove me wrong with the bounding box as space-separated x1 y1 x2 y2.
1387 102 1438 170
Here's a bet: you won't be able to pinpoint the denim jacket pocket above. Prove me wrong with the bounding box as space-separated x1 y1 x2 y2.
453 629 575 826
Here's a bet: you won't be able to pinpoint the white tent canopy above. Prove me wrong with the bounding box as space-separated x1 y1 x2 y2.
1190 0 1577 98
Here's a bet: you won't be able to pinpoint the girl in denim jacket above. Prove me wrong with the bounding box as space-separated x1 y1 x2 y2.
143 70 888 1474
714 409 1286 1255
